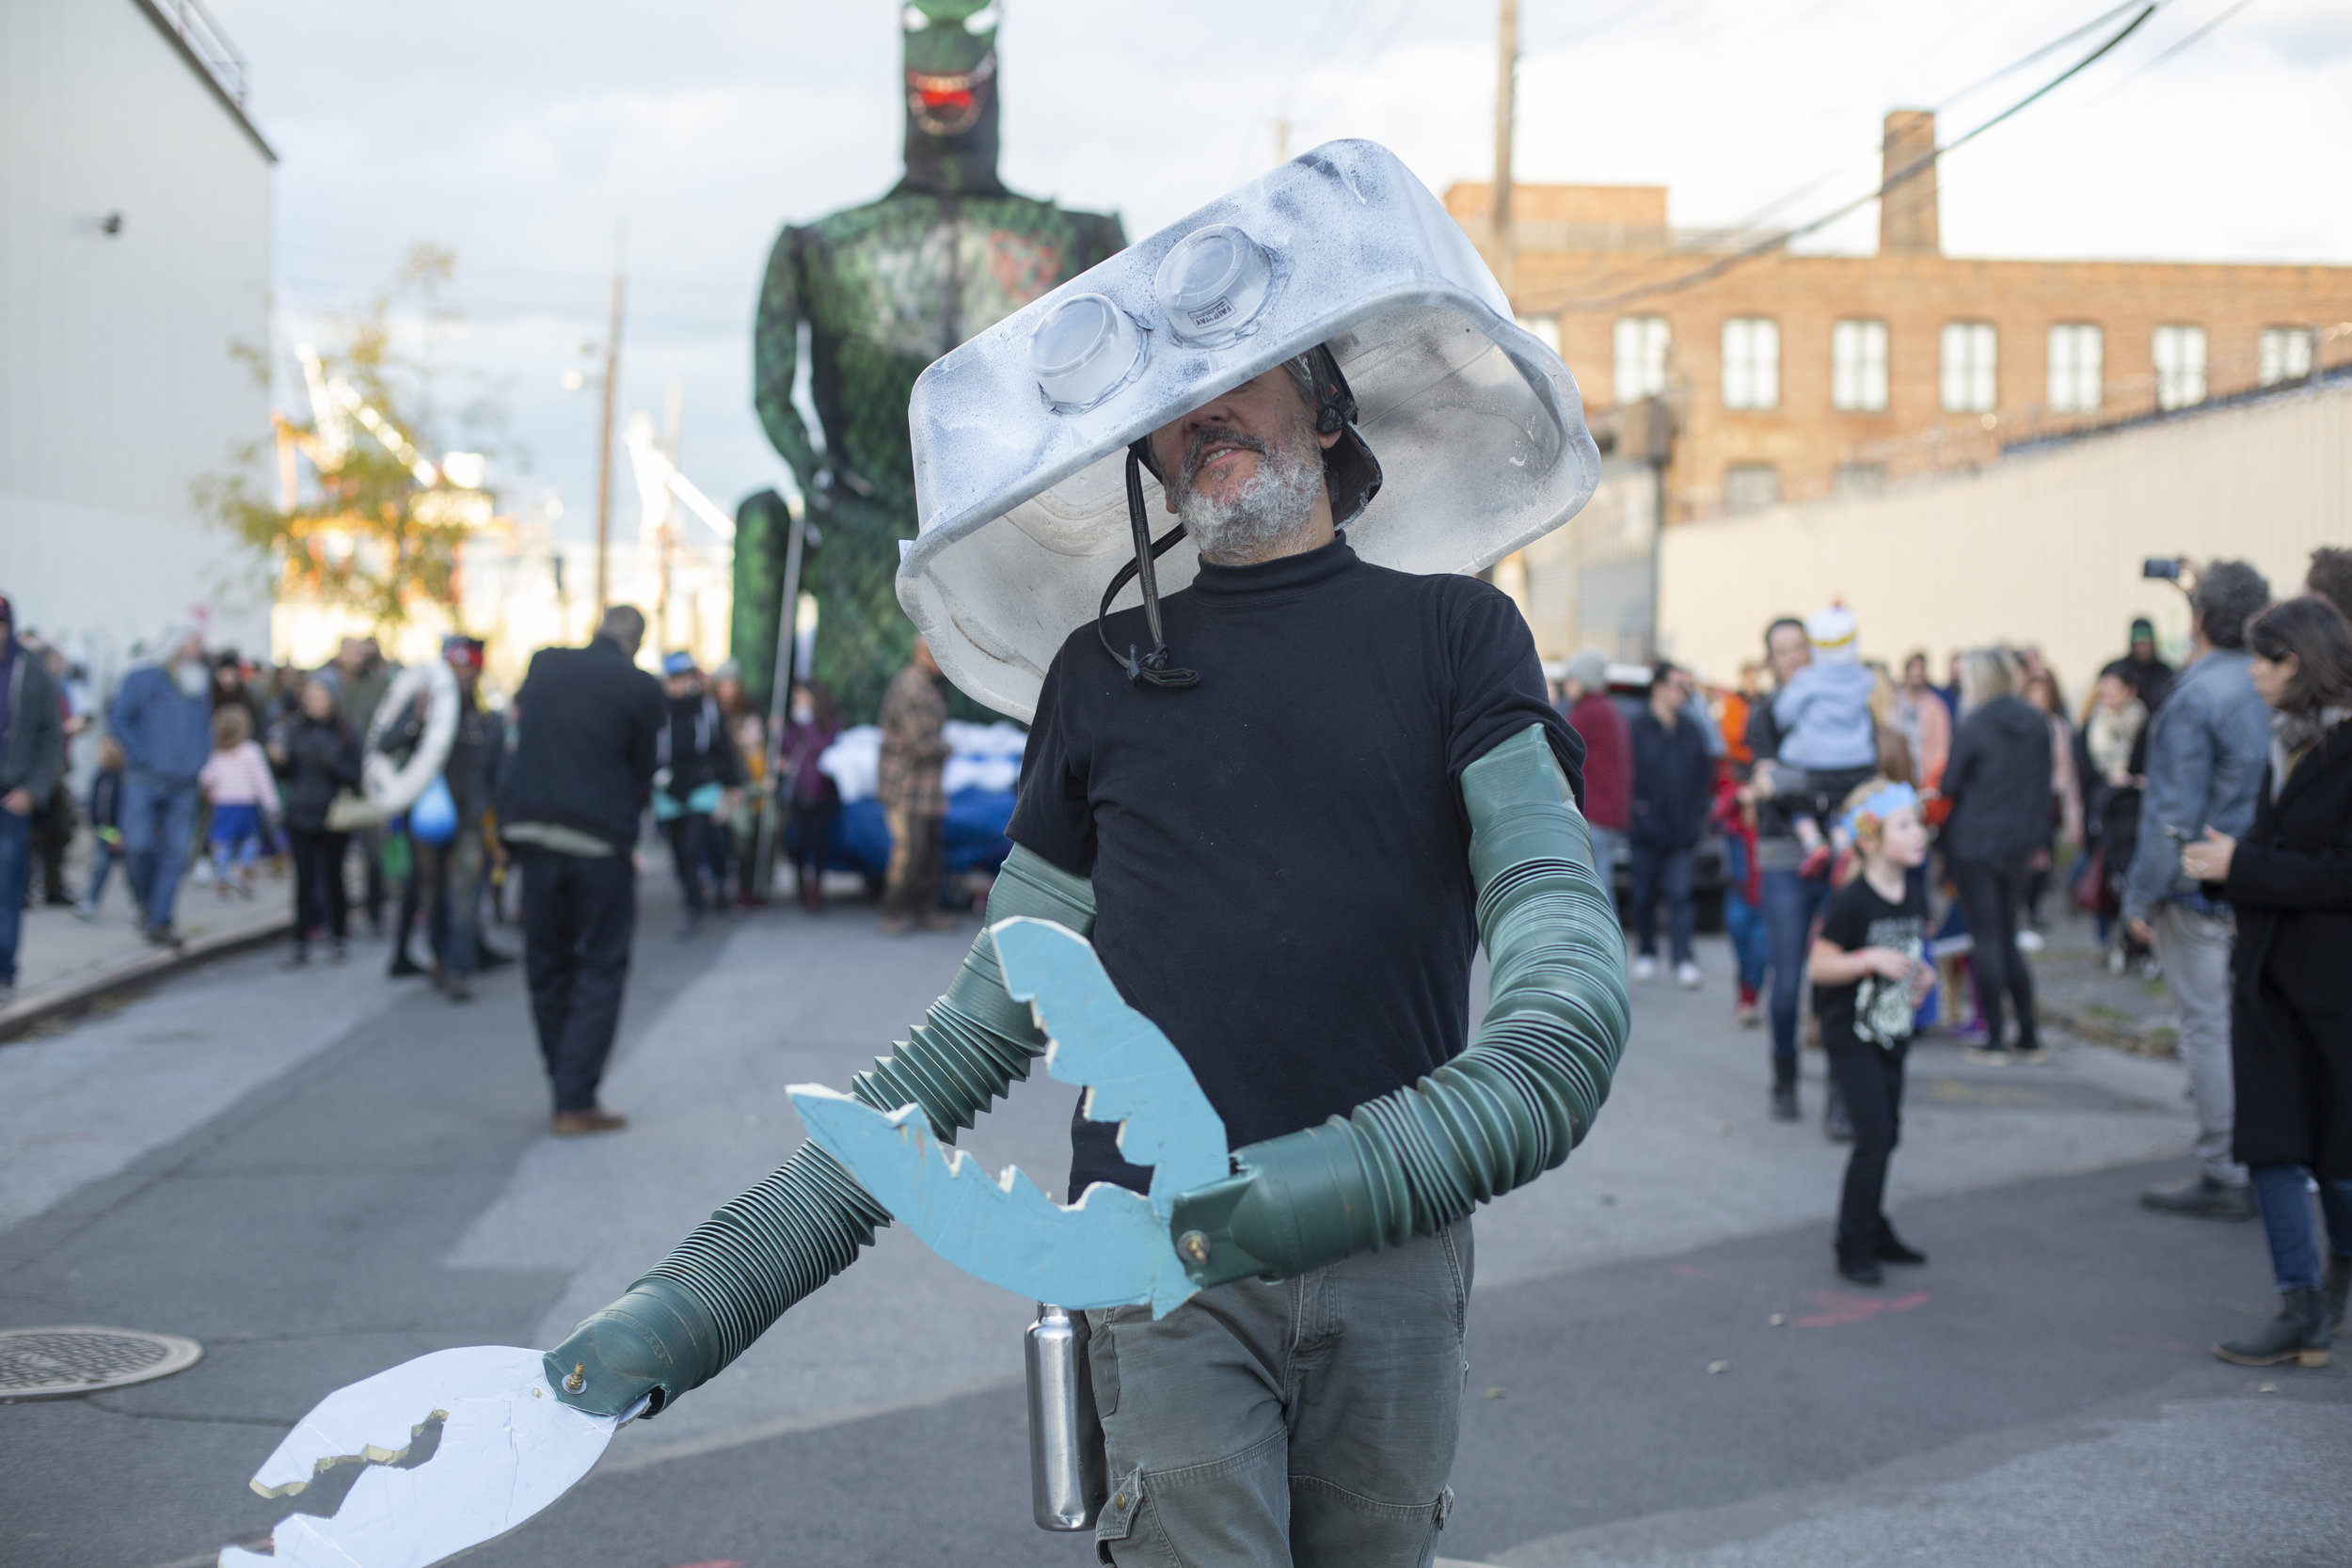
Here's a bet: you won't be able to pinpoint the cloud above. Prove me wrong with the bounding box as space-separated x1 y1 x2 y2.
213 0 2351 542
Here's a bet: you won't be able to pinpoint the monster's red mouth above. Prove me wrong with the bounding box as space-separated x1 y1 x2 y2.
906 53 995 135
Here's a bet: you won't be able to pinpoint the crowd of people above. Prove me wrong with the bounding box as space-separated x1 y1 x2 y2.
6 544 2349 1365
1548 546 2352 1356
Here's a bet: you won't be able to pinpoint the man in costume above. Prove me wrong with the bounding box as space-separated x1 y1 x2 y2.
548 146 1631 1561
231 148 1626 1568
740 0 1124 720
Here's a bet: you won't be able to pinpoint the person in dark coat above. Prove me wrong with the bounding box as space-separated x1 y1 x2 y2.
1629 660 1712 987
499 606 665 1134
1941 649 2055 1061
266 677 362 963
2186 597 2352 1368
653 652 745 937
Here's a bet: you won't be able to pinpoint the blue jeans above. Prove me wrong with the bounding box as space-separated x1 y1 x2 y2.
2251 1164 2352 1292
0 806 30 984
121 773 199 934
1085 1222 1470 1566
1628 842 1694 964
1763 867 1830 1075
85 836 123 910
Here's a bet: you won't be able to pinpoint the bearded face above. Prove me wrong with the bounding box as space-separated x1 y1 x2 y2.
1167 399 1327 567
902 1 1000 137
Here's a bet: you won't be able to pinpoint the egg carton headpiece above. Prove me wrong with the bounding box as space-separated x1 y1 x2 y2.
898 138 1601 721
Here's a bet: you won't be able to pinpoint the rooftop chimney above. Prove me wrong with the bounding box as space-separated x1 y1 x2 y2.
1880 109 1939 256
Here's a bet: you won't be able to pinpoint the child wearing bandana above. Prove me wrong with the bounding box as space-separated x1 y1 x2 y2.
1809 781 1936 1284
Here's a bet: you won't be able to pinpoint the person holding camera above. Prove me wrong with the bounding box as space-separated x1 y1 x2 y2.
2125 561 2273 1220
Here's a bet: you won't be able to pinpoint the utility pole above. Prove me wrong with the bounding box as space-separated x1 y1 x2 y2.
1275 114 1291 165
1492 0 1518 302
657 376 682 652
593 231 626 616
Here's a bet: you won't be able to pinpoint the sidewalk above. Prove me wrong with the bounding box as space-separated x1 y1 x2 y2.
2023 906 2182 1058
1 851 293 1042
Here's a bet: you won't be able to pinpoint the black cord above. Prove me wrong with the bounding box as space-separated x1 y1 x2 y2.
1096 449 1200 689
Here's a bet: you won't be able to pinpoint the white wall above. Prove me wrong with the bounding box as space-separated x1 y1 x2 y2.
0 0 274 689
1658 378 2352 701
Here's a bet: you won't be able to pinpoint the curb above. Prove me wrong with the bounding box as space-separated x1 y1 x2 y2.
0 912 293 1044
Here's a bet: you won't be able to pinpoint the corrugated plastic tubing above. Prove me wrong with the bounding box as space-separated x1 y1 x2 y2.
640 847 1097 1391
1218 723 1631 1272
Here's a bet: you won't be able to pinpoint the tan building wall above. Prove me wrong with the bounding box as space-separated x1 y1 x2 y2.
1448 113 2352 527
1653 375 2352 703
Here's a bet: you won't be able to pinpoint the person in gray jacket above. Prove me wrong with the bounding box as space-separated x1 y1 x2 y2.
0 594 67 994
2125 561 2273 1220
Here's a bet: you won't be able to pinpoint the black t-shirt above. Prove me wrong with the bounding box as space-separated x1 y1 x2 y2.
1009 539 1584 1196
1811 873 1929 1052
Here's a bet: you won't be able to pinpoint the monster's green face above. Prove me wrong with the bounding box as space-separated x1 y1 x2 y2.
902 1 998 137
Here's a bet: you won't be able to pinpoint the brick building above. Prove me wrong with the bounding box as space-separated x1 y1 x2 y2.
1449 110 2352 531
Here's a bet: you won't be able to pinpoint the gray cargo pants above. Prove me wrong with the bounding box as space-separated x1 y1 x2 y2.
1085 1220 1470 1567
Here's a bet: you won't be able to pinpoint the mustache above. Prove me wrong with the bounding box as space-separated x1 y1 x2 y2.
1179 427 1271 492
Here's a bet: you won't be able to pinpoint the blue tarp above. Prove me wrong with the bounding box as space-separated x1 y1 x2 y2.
819 789 1018 878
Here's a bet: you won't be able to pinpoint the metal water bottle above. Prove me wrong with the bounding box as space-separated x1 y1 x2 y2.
1025 1303 1108 1530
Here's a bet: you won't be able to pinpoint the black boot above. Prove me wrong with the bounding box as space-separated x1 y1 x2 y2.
2326 1254 2350 1337
2214 1287 2331 1368
1823 1082 1853 1144
1874 1223 1928 1265
1772 1059 1801 1122
1836 1247 1883 1286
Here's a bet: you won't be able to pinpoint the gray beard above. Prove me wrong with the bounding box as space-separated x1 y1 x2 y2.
1175 436 1326 566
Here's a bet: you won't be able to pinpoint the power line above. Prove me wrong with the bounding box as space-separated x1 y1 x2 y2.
1534 2 2162 313
2084 0 2257 102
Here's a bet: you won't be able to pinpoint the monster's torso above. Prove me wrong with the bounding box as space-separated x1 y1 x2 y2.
756 189 1123 520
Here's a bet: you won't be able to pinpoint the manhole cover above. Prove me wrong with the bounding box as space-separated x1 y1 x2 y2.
0 1326 202 1401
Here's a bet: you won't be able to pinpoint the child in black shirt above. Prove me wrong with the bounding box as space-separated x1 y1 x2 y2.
1810 780 1935 1285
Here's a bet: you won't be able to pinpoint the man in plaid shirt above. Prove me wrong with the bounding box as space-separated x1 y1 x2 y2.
877 636 952 932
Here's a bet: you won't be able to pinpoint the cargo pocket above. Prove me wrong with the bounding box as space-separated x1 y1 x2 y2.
1093 1464 1148 1564
1084 1307 1124 1418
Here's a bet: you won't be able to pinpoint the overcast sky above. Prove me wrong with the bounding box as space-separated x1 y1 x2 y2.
209 0 2352 538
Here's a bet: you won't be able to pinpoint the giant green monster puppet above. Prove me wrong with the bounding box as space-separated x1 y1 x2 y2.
739 0 1124 721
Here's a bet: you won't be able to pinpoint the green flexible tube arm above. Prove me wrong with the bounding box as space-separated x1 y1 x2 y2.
1168 723 1629 1286
548 846 1097 1417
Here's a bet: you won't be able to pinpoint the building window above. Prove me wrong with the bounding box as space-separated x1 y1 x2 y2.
1721 318 1778 411
1940 322 1996 413
2046 323 2103 414
1614 315 1671 403
1835 463 1885 496
2260 326 2314 387
2153 325 2207 410
1517 314 1562 356
1724 463 1780 514
1831 320 1889 412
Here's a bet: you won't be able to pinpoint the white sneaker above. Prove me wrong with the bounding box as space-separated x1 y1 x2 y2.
2015 928 2045 953
1676 961 1702 990
1631 955 1658 982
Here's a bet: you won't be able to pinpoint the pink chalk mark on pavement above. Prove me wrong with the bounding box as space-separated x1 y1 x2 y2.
1670 1263 1712 1278
1793 1289 1931 1327
667 1560 745 1567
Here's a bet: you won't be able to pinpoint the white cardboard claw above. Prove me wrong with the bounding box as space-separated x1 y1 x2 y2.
223 1346 620 1568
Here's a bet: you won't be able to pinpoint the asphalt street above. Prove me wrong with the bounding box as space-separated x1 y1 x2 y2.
2 872 2345 1568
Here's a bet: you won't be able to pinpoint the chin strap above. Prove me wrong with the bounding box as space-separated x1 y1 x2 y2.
1095 448 1199 689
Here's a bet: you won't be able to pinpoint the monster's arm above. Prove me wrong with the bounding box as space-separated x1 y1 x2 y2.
1170 723 1629 1284
548 846 1096 1417
752 224 823 494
